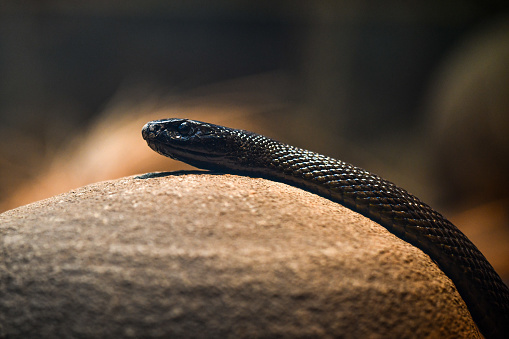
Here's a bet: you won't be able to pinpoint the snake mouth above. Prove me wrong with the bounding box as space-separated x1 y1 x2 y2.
146 139 223 165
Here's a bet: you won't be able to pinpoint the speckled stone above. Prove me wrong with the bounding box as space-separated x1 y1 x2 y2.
0 173 480 338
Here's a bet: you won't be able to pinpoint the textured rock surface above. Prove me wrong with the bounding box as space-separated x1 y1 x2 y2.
0 173 480 338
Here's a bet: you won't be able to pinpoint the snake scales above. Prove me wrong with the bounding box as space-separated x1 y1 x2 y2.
142 118 509 338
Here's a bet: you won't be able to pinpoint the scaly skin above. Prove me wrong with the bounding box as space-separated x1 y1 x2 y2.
142 118 509 338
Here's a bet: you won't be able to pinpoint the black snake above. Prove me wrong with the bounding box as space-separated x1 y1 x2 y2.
142 118 509 338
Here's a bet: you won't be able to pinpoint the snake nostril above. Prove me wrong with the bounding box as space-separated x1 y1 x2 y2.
141 125 149 140
142 122 161 140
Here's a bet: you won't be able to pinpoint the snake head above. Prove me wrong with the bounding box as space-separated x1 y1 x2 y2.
142 118 260 172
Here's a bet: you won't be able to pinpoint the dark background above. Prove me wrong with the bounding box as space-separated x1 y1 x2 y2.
2 1 506 142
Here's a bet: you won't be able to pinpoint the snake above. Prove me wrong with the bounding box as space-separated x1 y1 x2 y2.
142 118 509 338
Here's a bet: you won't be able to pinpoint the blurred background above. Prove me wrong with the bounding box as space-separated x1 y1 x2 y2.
1 1 508 281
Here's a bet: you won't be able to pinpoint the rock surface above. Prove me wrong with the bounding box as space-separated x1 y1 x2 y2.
0 173 480 338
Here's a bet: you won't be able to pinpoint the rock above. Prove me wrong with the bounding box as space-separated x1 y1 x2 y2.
0 173 480 338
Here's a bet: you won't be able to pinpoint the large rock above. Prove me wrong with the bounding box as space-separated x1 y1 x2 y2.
0 173 480 338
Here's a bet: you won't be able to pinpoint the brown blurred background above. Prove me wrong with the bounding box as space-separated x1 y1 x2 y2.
1 1 508 282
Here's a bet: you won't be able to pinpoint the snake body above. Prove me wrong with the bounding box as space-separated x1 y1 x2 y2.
142 118 509 338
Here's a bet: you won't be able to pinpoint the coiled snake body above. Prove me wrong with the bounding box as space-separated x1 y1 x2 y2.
142 118 509 338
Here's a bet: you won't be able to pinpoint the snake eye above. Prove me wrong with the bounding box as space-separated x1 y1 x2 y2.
178 121 193 136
